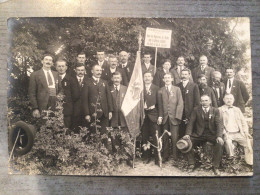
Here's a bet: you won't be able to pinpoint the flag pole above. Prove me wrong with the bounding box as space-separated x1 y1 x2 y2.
132 32 142 169
154 47 157 74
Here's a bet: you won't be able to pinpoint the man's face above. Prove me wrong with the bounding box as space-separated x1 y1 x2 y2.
163 62 171 71
224 95 234 106
143 73 153 84
198 77 207 85
201 96 211 108
119 51 129 64
56 61 67 74
213 74 221 83
143 55 151 64
112 74 122 86
177 57 185 66
226 69 235 79
163 74 173 85
92 65 102 78
109 57 118 69
42 56 53 69
199 56 208 66
97 52 105 62
181 70 190 81
77 54 86 64
75 66 85 77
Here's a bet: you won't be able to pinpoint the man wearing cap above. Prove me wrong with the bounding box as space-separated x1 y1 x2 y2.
176 68 200 138
55 58 73 128
219 93 253 166
224 68 249 113
198 74 218 107
170 56 193 85
141 71 161 165
29 54 60 117
158 73 183 162
192 55 215 85
182 95 224 175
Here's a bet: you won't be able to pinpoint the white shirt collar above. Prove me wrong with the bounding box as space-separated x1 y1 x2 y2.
98 60 104 66
121 63 127 68
114 84 120 90
202 106 210 112
144 63 150 69
60 73 66 80
92 76 99 82
110 67 116 73
163 68 169 73
182 80 189 87
145 83 152 90
77 75 84 81
165 84 172 90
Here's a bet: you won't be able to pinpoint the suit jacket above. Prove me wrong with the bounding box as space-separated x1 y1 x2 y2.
109 84 127 127
101 66 128 86
158 85 184 125
199 86 218 108
224 78 249 113
192 65 215 85
177 81 200 119
70 76 88 117
118 62 134 82
170 66 193 85
60 73 73 116
144 84 160 123
82 78 113 119
29 69 60 112
186 106 223 138
141 63 155 75
211 82 225 107
153 67 174 88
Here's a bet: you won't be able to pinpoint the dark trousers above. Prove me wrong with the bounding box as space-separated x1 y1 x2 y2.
186 135 223 168
179 120 187 139
64 115 72 129
111 126 128 152
71 114 86 133
162 118 179 161
141 116 160 161
47 96 57 111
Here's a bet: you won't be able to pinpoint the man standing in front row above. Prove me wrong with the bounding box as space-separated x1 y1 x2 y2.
29 54 60 117
158 73 184 162
225 67 249 113
219 93 253 166
55 58 73 128
183 95 224 175
141 72 161 165
82 65 113 135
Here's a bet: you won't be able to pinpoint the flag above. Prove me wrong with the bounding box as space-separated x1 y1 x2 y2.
121 51 144 137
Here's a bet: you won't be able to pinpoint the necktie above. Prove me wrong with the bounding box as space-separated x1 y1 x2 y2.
228 79 231 88
204 108 208 113
79 78 82 86
47 71 53 86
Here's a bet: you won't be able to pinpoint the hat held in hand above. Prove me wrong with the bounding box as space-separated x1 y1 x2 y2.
176 137 192 153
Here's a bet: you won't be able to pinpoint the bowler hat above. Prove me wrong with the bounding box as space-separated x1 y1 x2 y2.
176 137 193 153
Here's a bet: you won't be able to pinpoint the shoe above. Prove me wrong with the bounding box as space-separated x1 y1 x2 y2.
212 168 220 176
187 164 195 173
162 158 169 163
155 160 159 166
145 158 152 164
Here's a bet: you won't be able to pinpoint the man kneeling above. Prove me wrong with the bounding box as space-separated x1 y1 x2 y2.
181 95 224 175
219 93 253 166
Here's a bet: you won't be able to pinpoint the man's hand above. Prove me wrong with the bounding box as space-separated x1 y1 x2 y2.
109 112 112 120
183 135 190 140
85 115 91 122
157 117 162 125
216 137 224 145
32 109 40 118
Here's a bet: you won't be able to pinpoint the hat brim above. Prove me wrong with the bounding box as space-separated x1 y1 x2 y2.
179 138 193 153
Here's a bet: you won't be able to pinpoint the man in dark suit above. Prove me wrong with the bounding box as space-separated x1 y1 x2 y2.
101 55 128 86
153 59 173 88
141 53 155 75
158 73 184 162
55 58 73 128
96 50 109 70
182 95 224 175
192 55 215 85
211 71 225 107
224 68 249 113
170 56 193 85
118 51 134 82
82 65 113 135
68 52 91 78
109 71 128 151
29 54 60 117
70 63 89 132
141 71 161 165
198 74 218 107
177 68 200 138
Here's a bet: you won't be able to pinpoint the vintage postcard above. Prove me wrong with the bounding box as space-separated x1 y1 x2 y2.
7 17 252 176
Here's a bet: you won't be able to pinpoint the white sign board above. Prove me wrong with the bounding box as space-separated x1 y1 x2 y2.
144 27 172 48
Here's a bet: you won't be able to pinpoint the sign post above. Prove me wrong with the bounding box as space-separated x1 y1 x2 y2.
144 27 172 73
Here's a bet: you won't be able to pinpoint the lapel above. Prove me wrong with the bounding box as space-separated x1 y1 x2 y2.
162 87 169 102
231 79 237 92
119 85 125 106
39 69 48 89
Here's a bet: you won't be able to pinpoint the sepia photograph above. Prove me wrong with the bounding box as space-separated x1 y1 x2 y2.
7 17 253 176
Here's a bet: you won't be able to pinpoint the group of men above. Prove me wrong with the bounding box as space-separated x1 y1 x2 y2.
28 50 252 175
